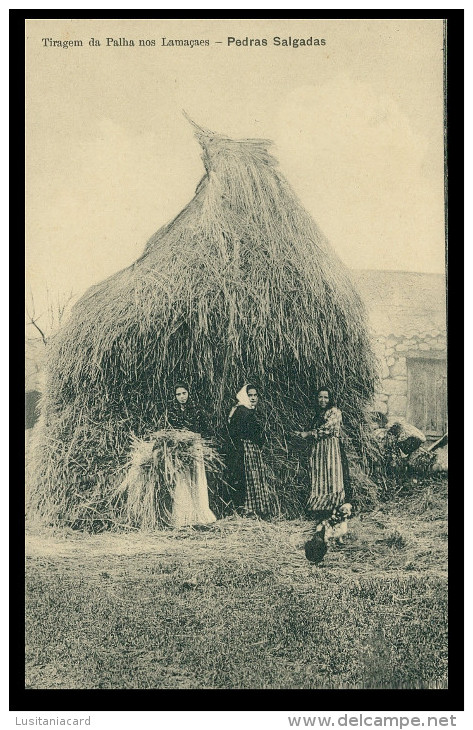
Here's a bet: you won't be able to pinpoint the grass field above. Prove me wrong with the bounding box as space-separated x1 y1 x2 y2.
25 478 448 690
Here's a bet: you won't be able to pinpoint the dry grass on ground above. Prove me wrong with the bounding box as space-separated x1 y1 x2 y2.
25 478 448 690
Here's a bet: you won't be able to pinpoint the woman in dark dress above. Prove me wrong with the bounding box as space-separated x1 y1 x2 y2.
162 382 216 528
227 384 273 518
165 382 208 435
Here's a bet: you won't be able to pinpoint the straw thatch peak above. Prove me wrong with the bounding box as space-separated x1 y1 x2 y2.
182 110 215 144
183 111 275 175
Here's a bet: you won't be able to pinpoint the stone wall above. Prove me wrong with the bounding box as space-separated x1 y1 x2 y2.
371 329 447 419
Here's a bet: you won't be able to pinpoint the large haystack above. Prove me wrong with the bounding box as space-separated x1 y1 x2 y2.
29 119 378 529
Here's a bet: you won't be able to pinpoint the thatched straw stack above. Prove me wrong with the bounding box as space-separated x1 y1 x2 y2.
114 430 223 530
29 118 378 529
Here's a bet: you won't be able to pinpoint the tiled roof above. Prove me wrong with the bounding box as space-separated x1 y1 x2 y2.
352 269 446 338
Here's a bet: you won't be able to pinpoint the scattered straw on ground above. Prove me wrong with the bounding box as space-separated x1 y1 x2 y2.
26 494 447 584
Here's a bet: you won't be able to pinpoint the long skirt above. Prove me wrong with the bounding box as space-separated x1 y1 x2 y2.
171 439 217 528
308 436 345 511
241 440 272 516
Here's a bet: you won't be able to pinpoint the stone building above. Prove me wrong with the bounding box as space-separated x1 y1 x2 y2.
354 270 447 441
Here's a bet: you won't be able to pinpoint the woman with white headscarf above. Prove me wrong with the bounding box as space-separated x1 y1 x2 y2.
227 384 272 517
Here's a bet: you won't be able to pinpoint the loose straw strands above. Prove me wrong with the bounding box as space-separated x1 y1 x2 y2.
114 430 224 530
29 123 378 530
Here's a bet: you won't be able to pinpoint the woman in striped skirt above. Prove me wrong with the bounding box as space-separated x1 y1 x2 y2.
227 384 273 518
297 387 351 527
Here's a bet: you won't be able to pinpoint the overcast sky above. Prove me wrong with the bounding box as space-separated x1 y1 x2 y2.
26 18 445 319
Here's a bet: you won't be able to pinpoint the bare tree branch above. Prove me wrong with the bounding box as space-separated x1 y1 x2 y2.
27 317 48 346
26 288 76 348
25 289 48 346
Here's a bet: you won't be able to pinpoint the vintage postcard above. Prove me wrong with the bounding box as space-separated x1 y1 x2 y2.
23 16 453 712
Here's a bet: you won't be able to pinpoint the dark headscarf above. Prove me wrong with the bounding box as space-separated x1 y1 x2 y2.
309 386 335 428
173 381 190 399
167 382 206 435
315 385 334 411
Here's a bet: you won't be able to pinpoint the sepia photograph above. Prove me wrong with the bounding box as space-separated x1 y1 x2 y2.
22 15 454 708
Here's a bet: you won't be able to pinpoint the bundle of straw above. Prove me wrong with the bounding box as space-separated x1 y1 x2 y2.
114 429 224 530
29 118 378 529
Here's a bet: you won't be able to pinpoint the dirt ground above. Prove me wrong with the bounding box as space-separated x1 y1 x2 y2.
25 478 448 690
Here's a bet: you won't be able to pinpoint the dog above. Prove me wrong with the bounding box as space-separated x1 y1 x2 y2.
325 503 352 545
325 520 347 543
304 503 353 563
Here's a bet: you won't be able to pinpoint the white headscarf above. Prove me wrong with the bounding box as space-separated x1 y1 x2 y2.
228 384 255 422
